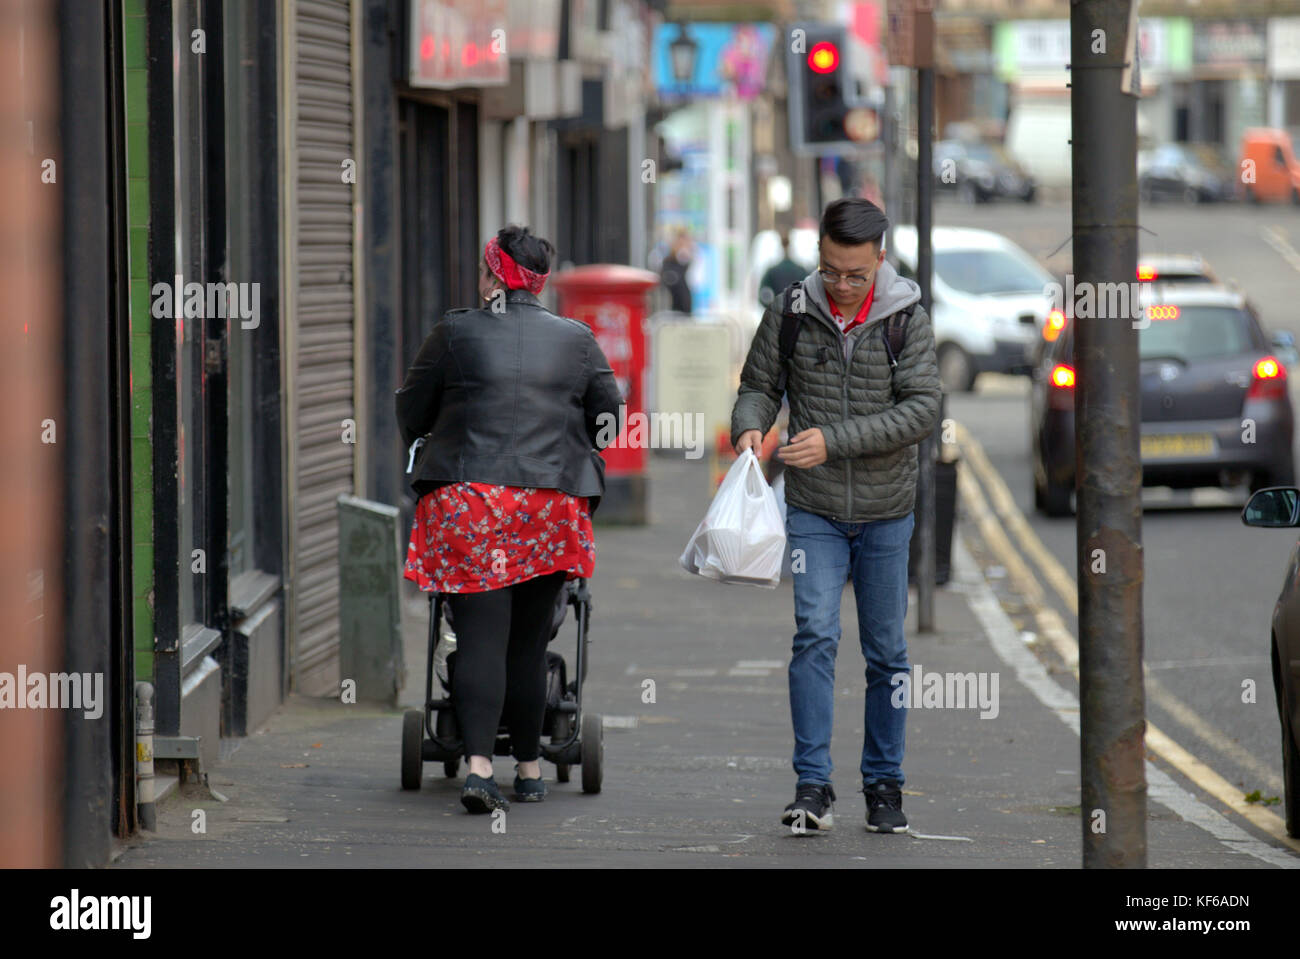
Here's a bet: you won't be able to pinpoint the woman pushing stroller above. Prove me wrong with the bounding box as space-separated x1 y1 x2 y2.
396 225 621 813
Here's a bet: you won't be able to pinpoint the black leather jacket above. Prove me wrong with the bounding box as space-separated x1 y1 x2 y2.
395 289 623 512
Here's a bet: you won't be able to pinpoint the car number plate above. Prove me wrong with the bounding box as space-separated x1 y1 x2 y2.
1140 433 1216 459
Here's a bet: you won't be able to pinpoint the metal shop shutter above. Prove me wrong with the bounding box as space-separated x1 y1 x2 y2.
293 0 354 695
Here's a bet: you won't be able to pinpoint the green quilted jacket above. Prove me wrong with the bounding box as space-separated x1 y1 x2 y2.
730 260 942 522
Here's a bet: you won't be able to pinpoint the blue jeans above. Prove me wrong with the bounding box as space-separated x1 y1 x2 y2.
786 503 914 789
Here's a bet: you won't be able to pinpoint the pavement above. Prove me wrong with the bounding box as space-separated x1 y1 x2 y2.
111 451 1283 868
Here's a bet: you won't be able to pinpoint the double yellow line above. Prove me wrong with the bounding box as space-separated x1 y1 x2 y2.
952 419 1300 855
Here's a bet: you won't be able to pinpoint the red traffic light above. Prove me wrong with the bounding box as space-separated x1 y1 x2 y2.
808 41 839 73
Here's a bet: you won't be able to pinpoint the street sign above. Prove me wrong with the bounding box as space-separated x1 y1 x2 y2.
886 0 934 69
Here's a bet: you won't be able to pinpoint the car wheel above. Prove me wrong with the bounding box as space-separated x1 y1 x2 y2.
937 343 977 393
1276 642 1300 838
1022 186 1036 204
960 180 979 205
1183 185 1200 205
1284 706 1300 838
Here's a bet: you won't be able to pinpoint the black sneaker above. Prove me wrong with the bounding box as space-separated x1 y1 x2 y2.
781 782 836 832
863 780 908 833
461 773 510 814
512 768 547 802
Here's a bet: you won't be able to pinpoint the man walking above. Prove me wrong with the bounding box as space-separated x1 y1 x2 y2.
759 229 810 309
731 198 941 833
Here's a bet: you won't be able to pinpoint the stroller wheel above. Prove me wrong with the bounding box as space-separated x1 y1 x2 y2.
443 760 460 779
581 712 603 794
401 709 424 790
555 763 571 783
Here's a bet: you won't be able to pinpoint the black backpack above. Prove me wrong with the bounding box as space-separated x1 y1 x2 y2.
775 280 915 394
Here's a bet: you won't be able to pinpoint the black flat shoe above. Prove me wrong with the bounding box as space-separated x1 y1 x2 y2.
461 773 509 814
512 770 547 802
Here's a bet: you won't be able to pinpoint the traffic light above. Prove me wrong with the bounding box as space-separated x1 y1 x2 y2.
787 24 851 154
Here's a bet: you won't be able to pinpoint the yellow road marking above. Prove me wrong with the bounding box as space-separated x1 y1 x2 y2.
953 420 1300 853
958 422 1283 790
956 467 1079 671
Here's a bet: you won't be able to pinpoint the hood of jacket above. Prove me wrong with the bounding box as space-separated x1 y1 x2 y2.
800 259 921 332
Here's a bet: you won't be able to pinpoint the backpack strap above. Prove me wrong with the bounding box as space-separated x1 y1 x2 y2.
881 302 917 371
775 280 804 394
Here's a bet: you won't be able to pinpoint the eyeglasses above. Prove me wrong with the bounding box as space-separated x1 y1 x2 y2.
817 266 872 289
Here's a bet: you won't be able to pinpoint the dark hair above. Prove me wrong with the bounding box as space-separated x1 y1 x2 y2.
497 224 555 275
819 197 888 249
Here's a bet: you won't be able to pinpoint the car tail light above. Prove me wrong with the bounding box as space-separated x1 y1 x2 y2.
1048 363 1075 410
1146 304 1180 321
1043 310 1067 342
1247 355 1288 401
1137 265 1157 281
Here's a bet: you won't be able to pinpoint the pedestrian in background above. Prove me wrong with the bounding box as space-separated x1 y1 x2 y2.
396 224 622 814
659 228 694 315
731 197 941 834
759 229 810 308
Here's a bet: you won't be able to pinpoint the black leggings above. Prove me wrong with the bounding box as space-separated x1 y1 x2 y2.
445 571 567 762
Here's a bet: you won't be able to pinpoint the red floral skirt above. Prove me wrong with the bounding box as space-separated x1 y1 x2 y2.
404 482 596 594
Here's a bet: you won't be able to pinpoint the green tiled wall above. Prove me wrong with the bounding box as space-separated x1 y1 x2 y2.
123 1 153 682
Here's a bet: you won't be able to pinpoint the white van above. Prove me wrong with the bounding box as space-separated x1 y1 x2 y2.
1005 101 1073 188
890 226 1057 392
1005 98 1151 188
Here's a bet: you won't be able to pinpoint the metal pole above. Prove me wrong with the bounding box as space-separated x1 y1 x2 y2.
135 683 157 831
1072 0 1146 868
813 155 823 218
915 65 935 633
883 83 897 252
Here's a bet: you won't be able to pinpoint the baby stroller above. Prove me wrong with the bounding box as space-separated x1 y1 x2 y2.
400 578 604 794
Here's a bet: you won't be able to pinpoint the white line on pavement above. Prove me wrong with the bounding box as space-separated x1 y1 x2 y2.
1145 655 1271 671
1263 225 1300 273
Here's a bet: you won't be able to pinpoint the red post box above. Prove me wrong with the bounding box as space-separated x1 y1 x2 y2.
551 264 659 524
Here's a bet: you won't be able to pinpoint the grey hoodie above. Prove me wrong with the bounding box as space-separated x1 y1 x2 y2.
730 258 942 522
803 260 922 362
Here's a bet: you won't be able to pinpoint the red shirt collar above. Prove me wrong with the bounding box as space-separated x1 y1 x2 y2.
827 284 875 334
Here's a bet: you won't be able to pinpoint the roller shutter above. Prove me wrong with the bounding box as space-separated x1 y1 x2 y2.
290 0 354 695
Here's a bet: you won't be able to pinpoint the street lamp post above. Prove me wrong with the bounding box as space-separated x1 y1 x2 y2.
669 23 697 86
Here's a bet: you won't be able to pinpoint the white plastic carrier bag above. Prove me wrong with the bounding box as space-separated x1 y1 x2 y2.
679 448 786 588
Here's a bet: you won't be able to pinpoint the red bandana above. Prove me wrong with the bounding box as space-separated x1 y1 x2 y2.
484 237 550 294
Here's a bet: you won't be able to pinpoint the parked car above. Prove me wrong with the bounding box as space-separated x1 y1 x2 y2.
1136 253 1219 285
1034 254 1226 372
1135 254 1300 368
1138 143 1231 203
933 140 1036 204
1031 284 1296 516
1239 486 1300 837
1238 128 1300 205
891 226 1055 392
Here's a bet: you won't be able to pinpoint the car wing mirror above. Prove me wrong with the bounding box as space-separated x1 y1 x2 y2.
1242 487 1300 527
1272 330 1296 349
